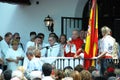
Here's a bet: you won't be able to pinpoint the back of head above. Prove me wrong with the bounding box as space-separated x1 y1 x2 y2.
42 63 52 76
74 64 84 73
71 71 81 80
101 26 111 36
33 49 41 58
3 70 12 80
92 70 100 79
80 70 92 80
55 69 65 80
64 66 73 77
88 66 96 73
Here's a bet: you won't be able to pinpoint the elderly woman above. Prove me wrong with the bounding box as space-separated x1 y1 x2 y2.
6 39 24 71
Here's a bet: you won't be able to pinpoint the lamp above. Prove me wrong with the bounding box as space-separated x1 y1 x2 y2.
44 15 54 32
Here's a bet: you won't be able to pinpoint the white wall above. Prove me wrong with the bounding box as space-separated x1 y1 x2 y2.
0 0 87 47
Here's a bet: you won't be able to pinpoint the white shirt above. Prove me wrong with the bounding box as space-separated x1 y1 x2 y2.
26 57 43 72
47 43 60 57
25 41 34 52
0 40 10 64
59 44 66 57
24 41 47 70
25 41 47 57
65 44 76 54
100 35 115 54
42 76 54 80
6 48 24 71
79 53 84 65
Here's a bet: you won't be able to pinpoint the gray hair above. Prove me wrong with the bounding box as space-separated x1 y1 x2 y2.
101 26 111 36
92 70 100 78
26 50 34 56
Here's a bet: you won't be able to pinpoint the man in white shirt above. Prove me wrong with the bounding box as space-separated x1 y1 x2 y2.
25 32 36 52
47 36 60 57
26 35 47 57
24 36 47 70
26 50 43 72
37 33 47 57
42 63 54 80
0 32 12 69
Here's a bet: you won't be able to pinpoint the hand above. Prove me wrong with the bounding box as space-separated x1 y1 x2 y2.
14 59 18 64
67 41 72 46
17 57 21 60
92 57 98 59
74 55 79 59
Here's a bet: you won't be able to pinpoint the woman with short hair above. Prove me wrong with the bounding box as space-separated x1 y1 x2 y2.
6 39 24 71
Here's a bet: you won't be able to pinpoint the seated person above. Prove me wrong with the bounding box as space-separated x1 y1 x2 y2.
46 36 60 57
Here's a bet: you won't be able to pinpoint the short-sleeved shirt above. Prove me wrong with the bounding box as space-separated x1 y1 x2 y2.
26 57 43 72
100 35 115 54
6 48 25 71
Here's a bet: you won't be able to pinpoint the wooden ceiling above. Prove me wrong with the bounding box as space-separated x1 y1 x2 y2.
0 0 31 5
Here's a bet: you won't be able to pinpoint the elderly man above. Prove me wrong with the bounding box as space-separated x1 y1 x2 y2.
26 50 43 72
64 30 84 57
0 32 12 70
46 36 60 57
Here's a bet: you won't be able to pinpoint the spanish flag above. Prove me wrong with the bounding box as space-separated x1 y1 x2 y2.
84 0 98 69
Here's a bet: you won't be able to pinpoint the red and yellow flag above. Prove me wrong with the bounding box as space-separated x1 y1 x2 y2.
84 0 98 69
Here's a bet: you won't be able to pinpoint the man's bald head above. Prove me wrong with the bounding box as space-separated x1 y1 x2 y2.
72 30 80 40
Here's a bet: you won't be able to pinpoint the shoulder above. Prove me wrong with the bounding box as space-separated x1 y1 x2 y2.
26 41 34 45
7 48 13 52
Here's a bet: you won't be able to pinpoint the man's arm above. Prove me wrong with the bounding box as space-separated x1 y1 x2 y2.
6 58 18 64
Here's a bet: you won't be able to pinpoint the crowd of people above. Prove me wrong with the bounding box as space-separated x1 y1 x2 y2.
0 26 119 80
0 61 120 80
